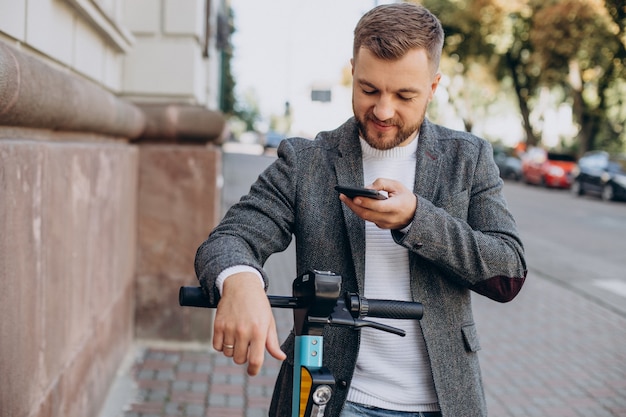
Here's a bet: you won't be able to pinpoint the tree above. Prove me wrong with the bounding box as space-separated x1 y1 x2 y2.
234 89 262 132
217 6 263 134
218 7 236 115
421 0 542 145
530 0 625 154
419 0 626 153
500 4 542 147
593 0 626 153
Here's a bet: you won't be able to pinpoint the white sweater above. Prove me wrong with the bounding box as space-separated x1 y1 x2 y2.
345 136 439 412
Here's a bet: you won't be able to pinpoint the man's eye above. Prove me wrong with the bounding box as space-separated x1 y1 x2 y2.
399 96 415 101
363 90 376 95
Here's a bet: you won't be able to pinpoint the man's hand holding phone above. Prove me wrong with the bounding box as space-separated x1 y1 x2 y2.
336 179 416 230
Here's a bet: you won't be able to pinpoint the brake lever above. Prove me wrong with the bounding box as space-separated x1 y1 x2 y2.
352 319 406 337
307 313 406 337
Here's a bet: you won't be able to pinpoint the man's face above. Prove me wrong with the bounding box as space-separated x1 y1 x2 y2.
351 47 441 150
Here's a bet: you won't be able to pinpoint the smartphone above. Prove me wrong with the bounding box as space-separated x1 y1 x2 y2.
335 185 388 200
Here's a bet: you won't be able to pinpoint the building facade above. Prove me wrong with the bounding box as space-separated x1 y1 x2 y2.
0 1 228 416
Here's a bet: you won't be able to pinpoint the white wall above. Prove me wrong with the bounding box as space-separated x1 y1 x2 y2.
0 0 131 91
121 0 221 107
0 0 224 108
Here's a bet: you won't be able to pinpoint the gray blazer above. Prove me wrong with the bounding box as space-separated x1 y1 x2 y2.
195 117 527 417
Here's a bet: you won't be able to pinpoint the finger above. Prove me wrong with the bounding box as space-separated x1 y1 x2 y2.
212 321 225 353
212 309 236 355
232 338 248 363
245 337 265 376
222 342 236 357
371 177 398 192
343 195 375 211
240 323 265 375
266 322 287 362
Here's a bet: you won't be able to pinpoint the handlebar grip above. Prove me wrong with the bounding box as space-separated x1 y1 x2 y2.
365 299 423 320
179 286 302 309
179 286 424 320
179 286 217 308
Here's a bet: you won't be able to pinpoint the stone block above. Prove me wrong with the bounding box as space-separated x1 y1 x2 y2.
122 38 206 101
0 41 146 138
135 144 221 340
123 0 161 34
0 140 45 417
164 0 204 38
0 135 139 417
40 142 137 381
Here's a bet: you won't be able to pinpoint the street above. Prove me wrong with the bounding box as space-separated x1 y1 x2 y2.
223 151 626 416
107 151 626 417
223 151 626 313
501 181 626 316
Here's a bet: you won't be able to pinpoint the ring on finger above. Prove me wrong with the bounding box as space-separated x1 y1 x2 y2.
222 344 235 350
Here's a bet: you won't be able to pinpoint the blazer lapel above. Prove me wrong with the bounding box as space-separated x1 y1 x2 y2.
331 118 442 293
334 121 366 293
414 119 442 202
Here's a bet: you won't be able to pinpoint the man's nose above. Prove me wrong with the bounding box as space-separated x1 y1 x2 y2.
373 96 394 121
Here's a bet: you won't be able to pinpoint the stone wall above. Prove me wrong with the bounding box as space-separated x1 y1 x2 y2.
0 39 224 417
0 135 138 417
135 144 221 341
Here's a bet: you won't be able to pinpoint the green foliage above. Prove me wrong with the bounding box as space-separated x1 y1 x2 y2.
234 89 262 132
218 6 262 133
416 0 626 154
219 7 237 115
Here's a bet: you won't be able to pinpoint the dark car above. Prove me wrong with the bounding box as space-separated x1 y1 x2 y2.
493 146 522 181
571 151 626 201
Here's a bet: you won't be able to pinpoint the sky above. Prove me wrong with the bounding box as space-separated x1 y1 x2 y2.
229 0 396 118
227 0 527 145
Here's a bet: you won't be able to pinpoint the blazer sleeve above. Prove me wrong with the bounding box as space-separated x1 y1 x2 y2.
194 140 299 304
393 140 527 303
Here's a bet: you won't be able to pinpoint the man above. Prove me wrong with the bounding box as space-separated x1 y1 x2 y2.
195 3 527 416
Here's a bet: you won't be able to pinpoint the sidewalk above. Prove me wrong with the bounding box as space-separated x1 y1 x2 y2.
474 271 626 417
100 265 626 417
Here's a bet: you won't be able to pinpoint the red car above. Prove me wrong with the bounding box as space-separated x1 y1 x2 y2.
521 147 577 188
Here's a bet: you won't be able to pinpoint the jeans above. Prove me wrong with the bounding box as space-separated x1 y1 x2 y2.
339 401 442 417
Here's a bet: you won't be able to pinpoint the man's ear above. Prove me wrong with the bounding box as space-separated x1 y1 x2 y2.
429 72 442 101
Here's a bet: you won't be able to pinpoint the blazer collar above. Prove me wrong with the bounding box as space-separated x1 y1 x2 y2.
332 118 442 291
334 117 442 197
413 119 442 203
334 119 366 291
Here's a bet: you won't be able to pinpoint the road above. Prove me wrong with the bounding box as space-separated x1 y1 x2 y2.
223 150 626 315
501 181 626 316
220 150 626 416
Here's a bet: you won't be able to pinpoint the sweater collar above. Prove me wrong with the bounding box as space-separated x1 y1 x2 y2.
359 131 419 160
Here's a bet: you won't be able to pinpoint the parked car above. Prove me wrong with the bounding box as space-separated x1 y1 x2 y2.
571 151 626 201
521 147 577 188
263 131 286 149
493 146 522 181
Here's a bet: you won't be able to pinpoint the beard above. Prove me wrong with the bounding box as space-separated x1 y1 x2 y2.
354 109 424 151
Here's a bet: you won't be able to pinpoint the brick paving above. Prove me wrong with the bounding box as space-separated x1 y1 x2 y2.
475 274 626 417
108 270 626 417
119 348 281 417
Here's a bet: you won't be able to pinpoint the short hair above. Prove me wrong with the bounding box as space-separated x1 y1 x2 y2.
353 2 444 74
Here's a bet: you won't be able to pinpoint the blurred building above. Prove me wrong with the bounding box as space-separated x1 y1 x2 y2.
0 1 229 416
289 79 353 139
